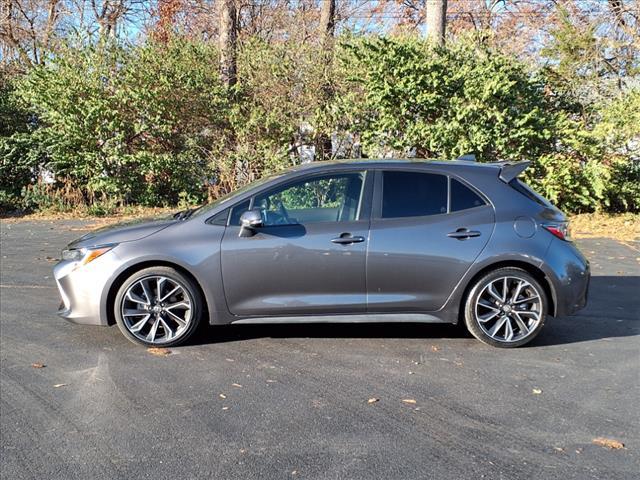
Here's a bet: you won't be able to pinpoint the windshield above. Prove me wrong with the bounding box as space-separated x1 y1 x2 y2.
191 171 288 218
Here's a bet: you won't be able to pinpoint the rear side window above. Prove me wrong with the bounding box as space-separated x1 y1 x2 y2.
450 178 486 211
381 171 448 218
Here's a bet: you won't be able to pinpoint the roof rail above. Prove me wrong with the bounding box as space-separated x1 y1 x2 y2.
456 154 476 162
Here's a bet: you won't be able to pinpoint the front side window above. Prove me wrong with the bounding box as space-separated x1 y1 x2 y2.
254 173 364 226
381 171 448 218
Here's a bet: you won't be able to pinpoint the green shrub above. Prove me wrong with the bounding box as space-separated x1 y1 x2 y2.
605 159 640 213
13 38 230 208
339 36 554 162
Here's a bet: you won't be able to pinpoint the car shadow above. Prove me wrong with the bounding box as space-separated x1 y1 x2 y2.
189 276 639 348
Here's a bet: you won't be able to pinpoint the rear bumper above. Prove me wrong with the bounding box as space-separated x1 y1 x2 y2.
542 238 590 317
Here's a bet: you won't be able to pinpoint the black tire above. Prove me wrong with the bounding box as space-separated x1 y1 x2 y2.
114 266 203 347
464 267 547 348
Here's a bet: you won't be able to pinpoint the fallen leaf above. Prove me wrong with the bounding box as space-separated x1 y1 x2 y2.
219 394 227 399
554 447 565 453
222 406 229 411
225 358 235 362
53 383 68 388
367 398 379 404
402 399 417 404
408 371 414 375
266 379 276 383
147 347 171 356
532 388 543 394
593 437 625 449
31 363 46 368
430 345 440 352
232 383 242 388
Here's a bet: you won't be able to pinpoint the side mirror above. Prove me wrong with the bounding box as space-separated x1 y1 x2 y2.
239 209 263 237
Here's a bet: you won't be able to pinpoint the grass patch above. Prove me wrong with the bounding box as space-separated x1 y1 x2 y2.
1 205 177 224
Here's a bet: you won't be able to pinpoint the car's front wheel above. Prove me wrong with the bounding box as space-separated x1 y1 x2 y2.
114 267 203 347
464 267 547 348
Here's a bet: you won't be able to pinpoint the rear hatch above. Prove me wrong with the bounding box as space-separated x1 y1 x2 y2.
499 161 572 241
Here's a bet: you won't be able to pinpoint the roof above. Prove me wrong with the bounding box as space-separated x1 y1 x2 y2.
289 158 506 172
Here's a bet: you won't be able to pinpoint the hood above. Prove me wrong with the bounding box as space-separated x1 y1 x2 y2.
68 216 177 249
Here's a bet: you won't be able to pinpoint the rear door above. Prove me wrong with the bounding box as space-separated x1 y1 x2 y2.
367 170 494 312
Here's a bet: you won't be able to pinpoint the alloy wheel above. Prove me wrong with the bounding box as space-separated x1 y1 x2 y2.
121 276 192 344
474 276 542 343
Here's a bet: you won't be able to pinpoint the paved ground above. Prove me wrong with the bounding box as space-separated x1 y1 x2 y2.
1 219 639 480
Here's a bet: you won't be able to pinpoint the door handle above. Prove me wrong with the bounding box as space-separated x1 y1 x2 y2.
331 234 365 245
447 228 481 240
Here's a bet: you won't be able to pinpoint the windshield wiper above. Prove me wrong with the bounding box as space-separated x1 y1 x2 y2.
174 207 200 221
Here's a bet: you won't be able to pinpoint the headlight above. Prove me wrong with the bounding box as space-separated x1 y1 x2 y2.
61 244 116 267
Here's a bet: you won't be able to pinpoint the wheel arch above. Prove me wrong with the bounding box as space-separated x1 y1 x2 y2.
105 260 210 326
457 260 557 322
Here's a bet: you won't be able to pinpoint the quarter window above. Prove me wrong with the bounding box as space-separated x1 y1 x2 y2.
381 171 448 218
450 178 486 211
229 199 250 226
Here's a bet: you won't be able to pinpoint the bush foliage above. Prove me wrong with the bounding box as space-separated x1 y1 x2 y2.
1 35 638 214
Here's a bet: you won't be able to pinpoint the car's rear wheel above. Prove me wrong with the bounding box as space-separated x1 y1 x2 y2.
114 267 202 347
464 267 547 348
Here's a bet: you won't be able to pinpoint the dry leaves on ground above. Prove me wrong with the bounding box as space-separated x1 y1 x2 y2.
53 383 68 388
219 394 227 399
232 383 243 388
31 363 45 368
367 398 379 404
147 347 172 356
570 213 640 241
402 399 417 404
532 388 543 394
593 437 625 450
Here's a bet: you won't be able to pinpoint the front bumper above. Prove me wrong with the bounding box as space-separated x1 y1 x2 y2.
53 252 119 326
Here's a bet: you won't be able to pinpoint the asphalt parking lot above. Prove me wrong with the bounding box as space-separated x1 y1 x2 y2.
1 219 639 480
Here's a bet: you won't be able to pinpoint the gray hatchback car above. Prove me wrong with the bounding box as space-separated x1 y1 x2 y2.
54 159 590 348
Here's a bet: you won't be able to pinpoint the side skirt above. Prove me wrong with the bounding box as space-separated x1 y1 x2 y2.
230 313 451 325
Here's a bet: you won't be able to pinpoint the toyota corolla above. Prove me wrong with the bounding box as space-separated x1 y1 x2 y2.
54 159 590 348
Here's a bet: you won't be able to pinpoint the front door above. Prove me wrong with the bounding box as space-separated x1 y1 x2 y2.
367 170 494 312
221 170 372 316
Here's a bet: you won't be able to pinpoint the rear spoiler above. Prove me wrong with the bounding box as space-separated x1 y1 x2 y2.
498 161 530 183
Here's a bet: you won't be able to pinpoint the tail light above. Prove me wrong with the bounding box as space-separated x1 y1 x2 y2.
543 223 572 241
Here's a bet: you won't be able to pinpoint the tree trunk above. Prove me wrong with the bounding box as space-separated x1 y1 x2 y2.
319 0 336 46
317 0 336 161
219 0 237 87
426 0 447 46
